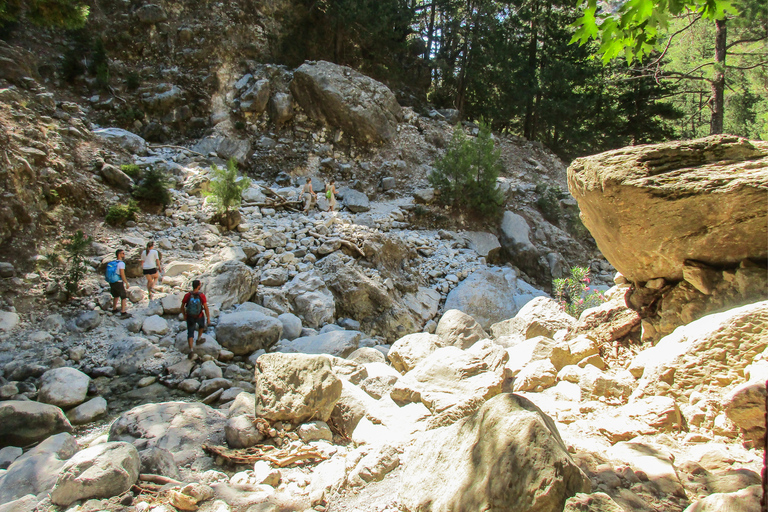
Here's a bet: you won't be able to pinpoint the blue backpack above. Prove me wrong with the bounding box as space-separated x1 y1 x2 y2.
105 260 121 283
186 293 203 317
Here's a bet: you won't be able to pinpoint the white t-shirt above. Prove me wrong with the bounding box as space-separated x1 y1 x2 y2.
117 261 126 272
141 249 160 269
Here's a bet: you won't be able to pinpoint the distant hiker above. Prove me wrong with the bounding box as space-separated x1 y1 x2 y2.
302 177 316 213
325 180 337 212
181 279 210 358
105 249 130 317
140 240 162 300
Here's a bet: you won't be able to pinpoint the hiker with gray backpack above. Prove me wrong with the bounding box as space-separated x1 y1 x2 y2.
181 279 210 358
105 249 131 317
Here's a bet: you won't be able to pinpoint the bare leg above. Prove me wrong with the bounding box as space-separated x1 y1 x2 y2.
120 298 127 313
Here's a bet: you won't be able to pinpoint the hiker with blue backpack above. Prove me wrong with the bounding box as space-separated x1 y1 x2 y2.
181 279 210 357
106 249 131 318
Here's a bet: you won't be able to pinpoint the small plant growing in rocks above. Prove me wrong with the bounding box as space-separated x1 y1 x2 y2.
105 200 139 226
120 164 141 179
429 120 502 218
535 183 566 223
553 266 606 318
132 166 172 207
63 230 92 298
206 158 251 229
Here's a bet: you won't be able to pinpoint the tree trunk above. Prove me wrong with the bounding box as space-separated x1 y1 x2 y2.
709 18 726 135
425 1 436 61
523 1 540 140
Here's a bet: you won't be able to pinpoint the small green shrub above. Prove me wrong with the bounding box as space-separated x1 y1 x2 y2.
126 71 140 91
206 158 251 213
428 120 502 218
234 120 246 131
132 166 172 206
120 164 141 179
535 183 566 223
89 38 109 89
63 230 93 298
115 107 144 123
553 266 607 319
105 200 139 226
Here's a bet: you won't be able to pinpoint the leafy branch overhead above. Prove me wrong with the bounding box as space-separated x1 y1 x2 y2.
571 0 738 63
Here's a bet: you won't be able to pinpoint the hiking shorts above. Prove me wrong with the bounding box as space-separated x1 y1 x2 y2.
109 281 127 299
186 315 206 340
143 268 158 275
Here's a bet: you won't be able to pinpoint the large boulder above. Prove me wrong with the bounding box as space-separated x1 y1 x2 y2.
491 296 576 340
93 128 147 155
343 189 371 213
278 330 362 358
319 253 425 340
444 267 546 330
38 367 90 409
0 433 78 503
567 135 768 283
0 401 72 447
284 270 336 328
290 60 403 144
254 353 342 423
723 380 766 441
192 136 252 165
50 442 140 506
388 333 440 374
202 260 260 310
105 337 161 375
108 402 227 466
391 339 508 416
434 309 487 349
216 310 283 354
463 231 502 261
630 301 768 405
399 393 591 511
499 211 540 275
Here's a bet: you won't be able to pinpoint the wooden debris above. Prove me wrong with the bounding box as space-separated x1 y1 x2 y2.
139 474 185 486
308 230 366 258
202 443 327 468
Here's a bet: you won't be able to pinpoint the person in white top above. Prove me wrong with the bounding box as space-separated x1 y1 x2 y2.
140 241 162 300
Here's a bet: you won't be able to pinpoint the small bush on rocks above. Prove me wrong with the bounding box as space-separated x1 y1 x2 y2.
429 120 502 218
120 164 141 179
535 183 566 223
206 158 251 214
105 200 139 226
63 230 92 298
132 166 172 207
553 266 606 318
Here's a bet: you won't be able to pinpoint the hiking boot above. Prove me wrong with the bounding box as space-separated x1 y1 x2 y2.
120 311 131 318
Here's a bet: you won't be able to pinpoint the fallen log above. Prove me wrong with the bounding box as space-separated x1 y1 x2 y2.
202 443 327 468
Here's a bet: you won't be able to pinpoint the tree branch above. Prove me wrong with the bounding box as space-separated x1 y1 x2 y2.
725 61 768 70
651 14 702 66
726 35 768 50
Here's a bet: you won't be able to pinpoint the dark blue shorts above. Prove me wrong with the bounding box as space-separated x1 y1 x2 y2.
186 315 205 340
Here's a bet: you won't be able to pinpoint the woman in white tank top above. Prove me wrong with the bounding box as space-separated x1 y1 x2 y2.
140 241 162 300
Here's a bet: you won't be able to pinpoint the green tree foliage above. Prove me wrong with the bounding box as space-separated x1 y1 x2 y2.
132 167 172 207
429 121 502 217
62 230 92 298
421 0 683 159
276 0 416 83
571 0 737 63
1 0 89 28
572 0 766 136
206 159 251 214
553 266 606 318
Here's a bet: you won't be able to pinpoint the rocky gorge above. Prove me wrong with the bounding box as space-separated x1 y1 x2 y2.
0 8 767 512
